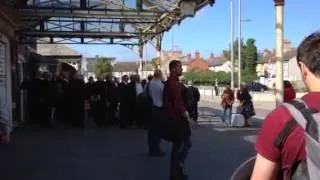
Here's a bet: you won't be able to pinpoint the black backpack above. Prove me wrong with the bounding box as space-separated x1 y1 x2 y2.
137 83 152 113
186 86 200 107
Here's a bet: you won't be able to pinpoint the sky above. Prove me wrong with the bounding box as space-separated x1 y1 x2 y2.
68 0 320 61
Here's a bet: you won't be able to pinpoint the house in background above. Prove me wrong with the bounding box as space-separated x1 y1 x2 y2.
36 43 83 74
160 49 184 77
207 54 230 72
81 56 116 81
112 61 139 79
256 40 301 87
113 61 154 80
141 62 155 79
186 51 209 71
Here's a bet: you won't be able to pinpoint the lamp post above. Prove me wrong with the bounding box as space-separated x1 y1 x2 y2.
238 0 242 89
231 0 235 90
274 0 284 106
238 17 252 88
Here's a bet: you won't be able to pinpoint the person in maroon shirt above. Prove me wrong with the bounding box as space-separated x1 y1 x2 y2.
164 60 191 180
283 80 296 103
251 32 320 180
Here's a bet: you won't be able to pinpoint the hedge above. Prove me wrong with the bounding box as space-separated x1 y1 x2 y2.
183 70 257 86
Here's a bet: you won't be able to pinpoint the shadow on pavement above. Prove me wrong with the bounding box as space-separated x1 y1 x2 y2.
0 107 261 180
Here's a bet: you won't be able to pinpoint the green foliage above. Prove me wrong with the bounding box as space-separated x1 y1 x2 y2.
223 38 246 69
184 70 258 86
242 72 258 83
244 38 258 74
183 71 231 85
185 37 259 86
94 57 113 79
151 57 159 68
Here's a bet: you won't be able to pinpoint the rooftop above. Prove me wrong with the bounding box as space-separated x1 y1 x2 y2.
37 43 81 56
17 0 215 45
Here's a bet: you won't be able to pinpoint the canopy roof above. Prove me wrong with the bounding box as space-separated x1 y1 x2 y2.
17 0 215 46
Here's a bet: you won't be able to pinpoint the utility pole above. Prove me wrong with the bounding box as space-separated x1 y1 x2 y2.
138 44 143 77
238 0 242 89
156 34 162 69
274 0 284 106
231 0 235 90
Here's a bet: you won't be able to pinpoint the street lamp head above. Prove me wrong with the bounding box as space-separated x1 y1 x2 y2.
241 19 252 22
274 0 285 6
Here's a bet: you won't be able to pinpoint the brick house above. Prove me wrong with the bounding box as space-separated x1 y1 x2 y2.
187 51 209 71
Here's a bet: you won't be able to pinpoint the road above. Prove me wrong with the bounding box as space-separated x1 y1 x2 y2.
0 102 274 180
199 100 274 120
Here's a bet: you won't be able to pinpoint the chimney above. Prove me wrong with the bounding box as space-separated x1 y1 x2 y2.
209 53 215 60
263 49 271 58
283 39 292 52
195 51 200 59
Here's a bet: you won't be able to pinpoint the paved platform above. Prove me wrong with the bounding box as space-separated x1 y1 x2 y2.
0 105 261 180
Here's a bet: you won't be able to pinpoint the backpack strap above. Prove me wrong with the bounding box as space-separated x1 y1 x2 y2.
274 99 318 148
283 99 319 140
274 119 297 148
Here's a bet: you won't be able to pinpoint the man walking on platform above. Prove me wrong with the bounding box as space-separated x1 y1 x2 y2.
164 60 192 180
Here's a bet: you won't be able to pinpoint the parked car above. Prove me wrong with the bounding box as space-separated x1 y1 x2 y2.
246 82 268 92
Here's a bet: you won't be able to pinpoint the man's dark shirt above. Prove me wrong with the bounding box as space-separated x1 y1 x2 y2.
106 80 118 103
163 75 186 120
93 80 107 103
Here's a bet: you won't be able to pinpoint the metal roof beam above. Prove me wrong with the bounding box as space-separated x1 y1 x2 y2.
18 31 146 38
19 7 163 19
19 41 139 45
20 19 158 24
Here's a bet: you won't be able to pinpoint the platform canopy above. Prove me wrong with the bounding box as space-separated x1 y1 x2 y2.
16 0 215 46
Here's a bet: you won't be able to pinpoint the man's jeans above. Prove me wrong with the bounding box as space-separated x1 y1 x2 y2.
223 107 232 124
170 120 192 178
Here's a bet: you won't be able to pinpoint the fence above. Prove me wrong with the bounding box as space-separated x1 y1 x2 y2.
196 85 306 102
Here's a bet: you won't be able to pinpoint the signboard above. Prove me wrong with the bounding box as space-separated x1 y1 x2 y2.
0 42 6 88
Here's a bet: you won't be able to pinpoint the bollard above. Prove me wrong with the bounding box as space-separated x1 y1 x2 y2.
84 100 91 128
211 86 214 100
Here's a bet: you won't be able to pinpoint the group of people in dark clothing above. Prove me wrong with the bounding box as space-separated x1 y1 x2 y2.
21 60 200 180
22 63 89 128
21 63 105 128
21 62 159 129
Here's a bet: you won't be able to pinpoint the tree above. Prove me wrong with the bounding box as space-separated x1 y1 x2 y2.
222 38 246 69
244 38 258 74
151 57 160 68
94 57 113 79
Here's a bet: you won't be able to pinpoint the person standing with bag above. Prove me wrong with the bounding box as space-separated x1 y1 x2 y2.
237 84 255 127
221 85 234 125
164 60 192 180
147 69 165 156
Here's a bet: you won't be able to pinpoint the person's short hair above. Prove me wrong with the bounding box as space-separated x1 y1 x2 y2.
147 75 153 81
122 75 129 81
153 69 162 79
169 60 182 72
129 74 136 81
297 31 320 77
